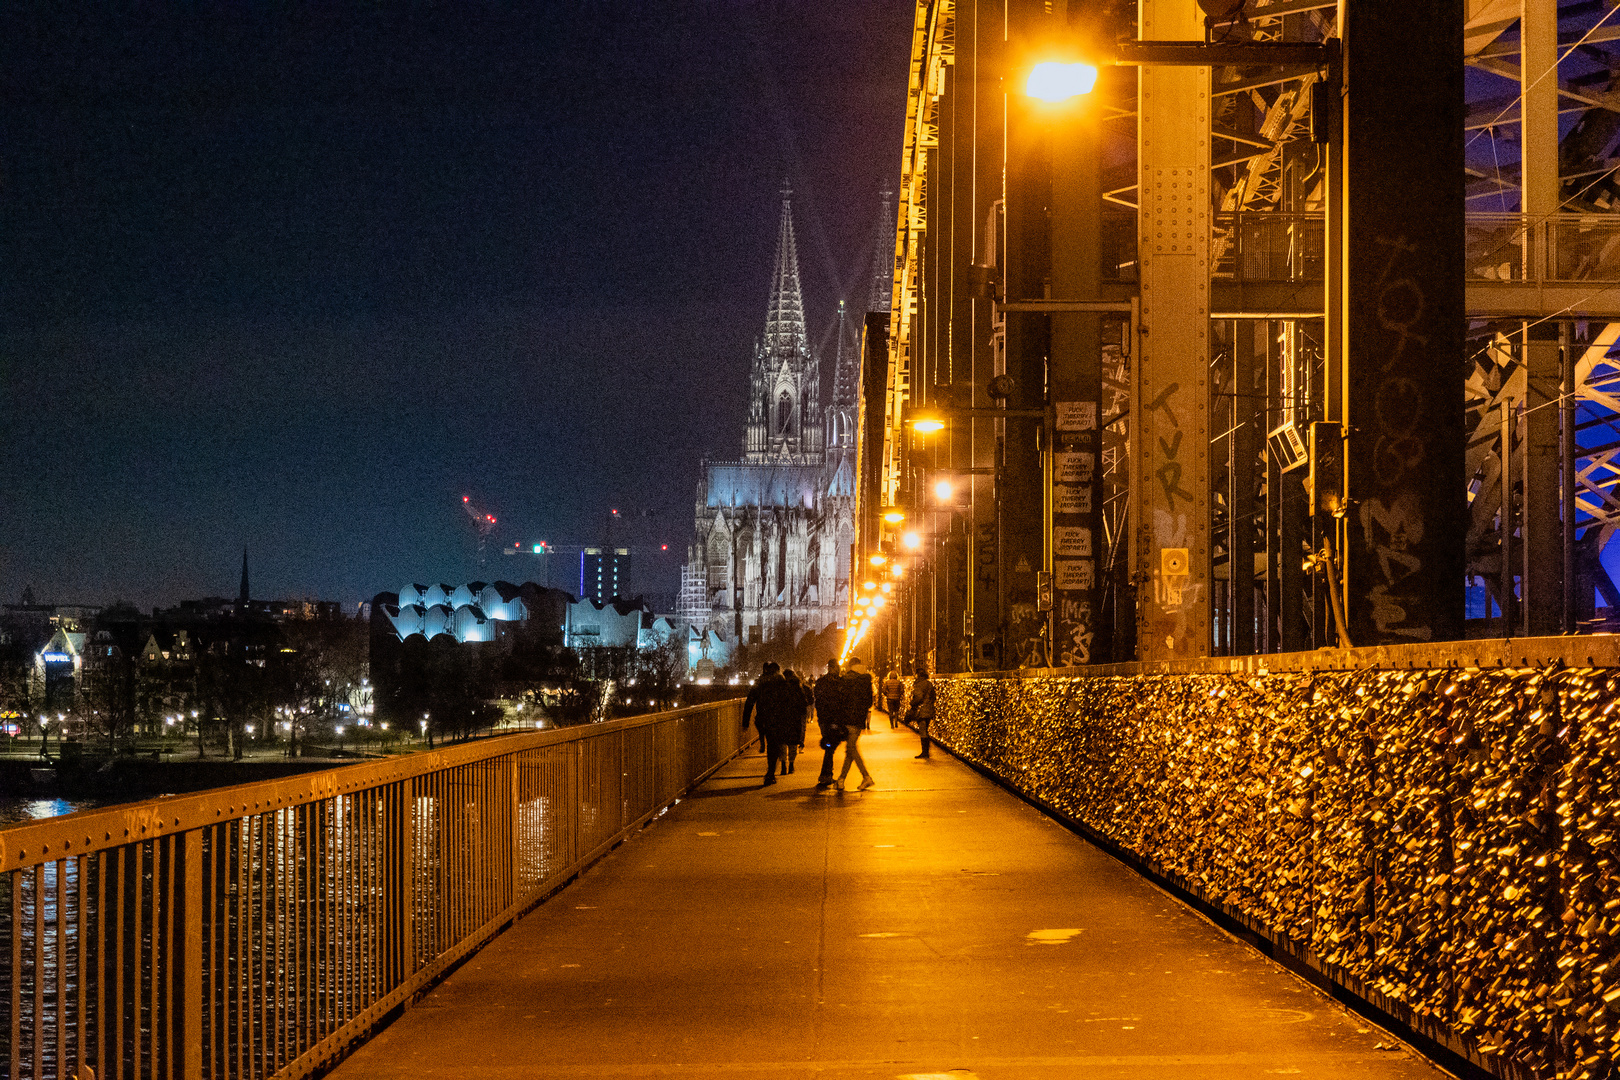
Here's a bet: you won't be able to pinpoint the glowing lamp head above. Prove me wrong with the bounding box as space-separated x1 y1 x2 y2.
880 582 893 594
869 553 888 567
902 530 923 550
881 508 906 524
863 580 878 591
857 596 872 607
1026 61 1098 103
912 416 946 434
933 479 955 503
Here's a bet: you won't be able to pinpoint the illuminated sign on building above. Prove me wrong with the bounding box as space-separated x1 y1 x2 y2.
41 652 71 663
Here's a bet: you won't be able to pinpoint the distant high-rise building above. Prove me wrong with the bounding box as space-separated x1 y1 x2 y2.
580 548 630 606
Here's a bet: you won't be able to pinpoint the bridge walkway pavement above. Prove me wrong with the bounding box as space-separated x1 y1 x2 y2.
331 715 1449 1080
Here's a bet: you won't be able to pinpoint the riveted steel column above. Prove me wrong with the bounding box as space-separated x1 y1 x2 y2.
1335 0 1465 645
1050 82 1105 666
1521 0 1563 636
1003 0 1055 667
1133 0 1211 661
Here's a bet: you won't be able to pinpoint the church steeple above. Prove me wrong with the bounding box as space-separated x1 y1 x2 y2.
868 189 894 314
239 548 250 605
744 184 822 464
831 299 858 415
763 183 809 359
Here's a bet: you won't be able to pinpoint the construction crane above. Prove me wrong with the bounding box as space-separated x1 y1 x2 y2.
461 495 498 569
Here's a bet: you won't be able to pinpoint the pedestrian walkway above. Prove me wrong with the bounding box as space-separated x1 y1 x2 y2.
331 715 1447 1080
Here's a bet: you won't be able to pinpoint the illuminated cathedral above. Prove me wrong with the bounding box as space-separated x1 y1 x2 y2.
683 187 888 653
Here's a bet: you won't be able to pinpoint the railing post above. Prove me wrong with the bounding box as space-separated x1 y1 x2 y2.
395 782 415 983
182 830 202 1080
508 754 519 910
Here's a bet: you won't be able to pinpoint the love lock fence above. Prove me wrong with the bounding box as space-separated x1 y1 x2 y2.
0 699 746 1080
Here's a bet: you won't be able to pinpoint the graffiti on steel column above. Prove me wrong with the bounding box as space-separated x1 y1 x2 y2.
1357 235 1433 640
1155 430 1195 511
1146 381 1194 512
1056 596 1094 665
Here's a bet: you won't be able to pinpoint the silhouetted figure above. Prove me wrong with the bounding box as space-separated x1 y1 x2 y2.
783 669 811 774
836 656 875 790
745 663 802 786
909 666 936 759
881 668 903 727
813 660 844 789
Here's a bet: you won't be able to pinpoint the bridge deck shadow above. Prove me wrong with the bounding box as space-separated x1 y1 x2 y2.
330 716 1445 1080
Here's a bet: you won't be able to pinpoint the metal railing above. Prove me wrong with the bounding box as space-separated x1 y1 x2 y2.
1467 211 1620 283
1210 212 1325 282
0 699 746 1080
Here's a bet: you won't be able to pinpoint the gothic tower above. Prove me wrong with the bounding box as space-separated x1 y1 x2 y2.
868 189 894 315
745 186 823 464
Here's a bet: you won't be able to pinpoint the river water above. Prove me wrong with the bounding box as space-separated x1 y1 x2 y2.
0 795 108 826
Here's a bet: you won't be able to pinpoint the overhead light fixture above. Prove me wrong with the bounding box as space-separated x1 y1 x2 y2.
933 479 955 502
912 415 946 434
902 531 923 550
1026 61 1098 103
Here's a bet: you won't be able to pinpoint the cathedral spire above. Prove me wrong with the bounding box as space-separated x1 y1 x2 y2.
868 189 895 314
763 183 809 359
831 299 859 412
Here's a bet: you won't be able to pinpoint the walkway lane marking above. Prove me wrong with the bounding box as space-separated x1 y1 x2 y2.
1026 928 1083 944
471 1052 1417 1076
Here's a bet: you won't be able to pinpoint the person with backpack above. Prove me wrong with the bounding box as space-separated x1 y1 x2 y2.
909 665 937 759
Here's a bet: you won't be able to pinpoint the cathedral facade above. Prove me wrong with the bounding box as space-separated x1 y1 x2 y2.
684 189 877 654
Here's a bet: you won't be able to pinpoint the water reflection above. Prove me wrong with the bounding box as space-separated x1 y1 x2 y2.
0 796 103 826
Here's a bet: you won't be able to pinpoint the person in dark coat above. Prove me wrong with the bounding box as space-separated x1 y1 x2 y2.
909 665 937 759
835 655 876 790
813 659 844 789
752 666 803 786
783 669 811 774
741 661 780 756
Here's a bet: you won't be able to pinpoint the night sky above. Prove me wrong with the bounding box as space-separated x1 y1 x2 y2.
0 2 912 611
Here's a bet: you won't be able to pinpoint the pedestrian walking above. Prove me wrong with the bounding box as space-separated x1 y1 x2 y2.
813 660 845 789
748 664 803 786
909 666 937 759
783 669 811 774
881 668 903 728
836 655 876 790
741 661 779 756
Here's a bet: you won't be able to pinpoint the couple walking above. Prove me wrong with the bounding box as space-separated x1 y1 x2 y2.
740 661 811 785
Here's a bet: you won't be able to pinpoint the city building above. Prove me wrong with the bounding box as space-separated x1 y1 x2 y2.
579 548 630 607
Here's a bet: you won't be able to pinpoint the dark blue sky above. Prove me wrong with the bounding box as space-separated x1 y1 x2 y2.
0 2 911 610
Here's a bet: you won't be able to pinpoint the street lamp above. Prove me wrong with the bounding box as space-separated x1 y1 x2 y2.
911 415 946 434
902 530 923 550
933 478 955 503
1026 61 1098 103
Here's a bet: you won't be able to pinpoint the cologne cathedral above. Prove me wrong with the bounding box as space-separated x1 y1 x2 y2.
682 188 890 657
